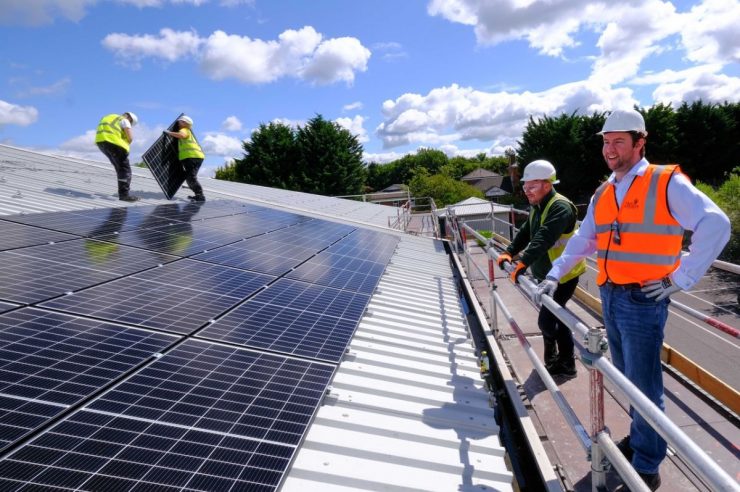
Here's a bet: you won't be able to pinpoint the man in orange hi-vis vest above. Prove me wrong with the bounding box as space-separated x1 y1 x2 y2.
535 108 730 491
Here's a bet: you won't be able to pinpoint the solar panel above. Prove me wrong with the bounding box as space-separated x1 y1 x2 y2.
93 227 226 258
0 302 17 314
0 252 117 304
130 259 274 299
326 229 400 263
2 207 145 237
265 220 355 248
0 340 334 491
141 117 184 200
38 275 259 334
285 253 386 294
199 280 368 362
0 219 78 252
9 238 178 276
0 308 178 451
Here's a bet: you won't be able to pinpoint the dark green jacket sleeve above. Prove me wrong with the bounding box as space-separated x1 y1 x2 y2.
506 218 531 257
519 200 575 267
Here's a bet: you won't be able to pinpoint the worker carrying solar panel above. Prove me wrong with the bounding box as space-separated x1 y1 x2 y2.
95 112 140 202
164 115 206 202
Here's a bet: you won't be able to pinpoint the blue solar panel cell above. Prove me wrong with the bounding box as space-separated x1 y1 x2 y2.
0 302 17 314
39 276 245 334
0 308 178 452
0 219 78 251
199 301 359 362
0 252 116 304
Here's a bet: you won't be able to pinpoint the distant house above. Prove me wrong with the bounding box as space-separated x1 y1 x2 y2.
461 168 510 201
365 184 409 206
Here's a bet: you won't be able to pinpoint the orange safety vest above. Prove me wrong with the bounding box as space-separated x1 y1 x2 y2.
593 164 684 286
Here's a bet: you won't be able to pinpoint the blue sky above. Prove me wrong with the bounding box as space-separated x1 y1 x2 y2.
1 0 739 177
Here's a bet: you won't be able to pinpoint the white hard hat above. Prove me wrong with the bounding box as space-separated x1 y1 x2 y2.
599 108 647 136
126 112 138 126
178 115 193 126
522 159 559 184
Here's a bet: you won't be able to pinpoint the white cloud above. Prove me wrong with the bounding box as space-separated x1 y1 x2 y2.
0 100 39 126
200 27 370 85
301 37 370 85
643 67 740 105
0 0 96 26
362 150 404 164
201 133 244 157
335 115 369 143
377 82 635 149
222 115 242 131
343 101 363 111
102 28 203 68
680 0 740 65
16 77 71 98
101 26 370 86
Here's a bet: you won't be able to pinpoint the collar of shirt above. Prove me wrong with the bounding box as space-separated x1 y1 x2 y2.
607 158 649 185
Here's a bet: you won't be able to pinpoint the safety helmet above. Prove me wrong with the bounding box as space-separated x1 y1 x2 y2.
178 115 193 126
522 159 559 184
125 112 138 126
598 108 647 136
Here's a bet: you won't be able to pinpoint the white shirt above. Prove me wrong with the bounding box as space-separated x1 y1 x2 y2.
547 158 731 290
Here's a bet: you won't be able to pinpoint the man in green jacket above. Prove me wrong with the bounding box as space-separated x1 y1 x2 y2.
497 160 586 377
95 111 139 202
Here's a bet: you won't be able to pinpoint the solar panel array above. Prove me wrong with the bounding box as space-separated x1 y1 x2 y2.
0 198 399 490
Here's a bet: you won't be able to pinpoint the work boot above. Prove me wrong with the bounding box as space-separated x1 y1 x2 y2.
119 195 139 202
615 471 661 491
543 338 559 370
615 435 634 462
188 194 206 202
547 356 577 378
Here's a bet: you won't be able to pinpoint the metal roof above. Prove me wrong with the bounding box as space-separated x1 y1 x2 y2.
0 144 513 491
0 144 396 228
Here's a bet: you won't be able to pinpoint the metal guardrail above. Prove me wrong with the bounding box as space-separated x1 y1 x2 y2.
445 214 738 492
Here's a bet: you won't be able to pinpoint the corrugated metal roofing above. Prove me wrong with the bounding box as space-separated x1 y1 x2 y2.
0 144 514 491
0 144 396 228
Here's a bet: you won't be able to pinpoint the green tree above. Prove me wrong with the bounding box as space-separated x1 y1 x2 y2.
675 101 740 185
517 111 605 203
220 122 297 188
696 169 739 263
296 115 366 196
409 168 484 208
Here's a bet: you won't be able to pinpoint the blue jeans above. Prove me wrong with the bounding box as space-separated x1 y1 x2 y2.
599 283 669 474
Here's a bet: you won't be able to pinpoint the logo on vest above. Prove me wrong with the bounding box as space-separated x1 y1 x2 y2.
623 198 640 209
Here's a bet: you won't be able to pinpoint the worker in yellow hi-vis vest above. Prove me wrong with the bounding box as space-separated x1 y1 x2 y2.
164 115 206 202
95 112 139 202
497 160 586 378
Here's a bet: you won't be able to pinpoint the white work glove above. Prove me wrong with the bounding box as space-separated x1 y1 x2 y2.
641 275 682 301
534 277 558 306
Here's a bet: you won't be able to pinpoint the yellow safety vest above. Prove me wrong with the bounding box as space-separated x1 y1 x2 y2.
95 114 130 152
533 192 586 284
178 128 204 160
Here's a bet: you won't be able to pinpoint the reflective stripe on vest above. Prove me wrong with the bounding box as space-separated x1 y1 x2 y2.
95 114 129 152
532 192 586 284
178 128 204 160
594 164 683 286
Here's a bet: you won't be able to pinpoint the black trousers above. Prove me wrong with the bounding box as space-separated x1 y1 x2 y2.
97 141 131 197
182 158 204 197
538 276 579 358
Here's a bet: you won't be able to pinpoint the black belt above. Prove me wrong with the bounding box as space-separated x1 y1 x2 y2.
604 281 642 290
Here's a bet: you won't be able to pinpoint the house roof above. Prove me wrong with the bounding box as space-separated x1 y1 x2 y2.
436 196 511 217
461 168 500 181
0 144 513 491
